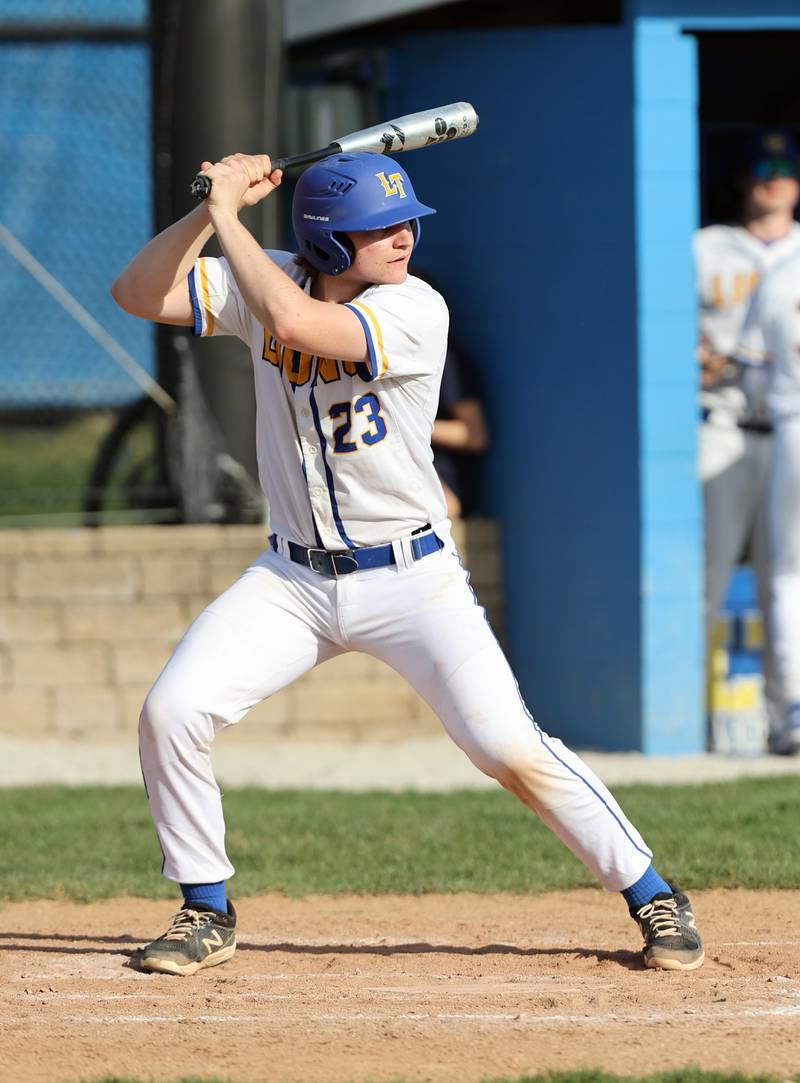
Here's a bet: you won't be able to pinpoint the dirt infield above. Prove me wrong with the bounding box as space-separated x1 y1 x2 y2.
2 889 799 1083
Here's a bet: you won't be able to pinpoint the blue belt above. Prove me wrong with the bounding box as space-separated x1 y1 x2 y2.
269 526 443 577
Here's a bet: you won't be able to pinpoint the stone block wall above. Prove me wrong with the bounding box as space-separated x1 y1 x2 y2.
0 521 503 741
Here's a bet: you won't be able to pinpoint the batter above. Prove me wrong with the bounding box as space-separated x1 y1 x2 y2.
111 150 704 975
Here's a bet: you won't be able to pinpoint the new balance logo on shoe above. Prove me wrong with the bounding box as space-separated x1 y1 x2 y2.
139 903 237 977
201 929 224 952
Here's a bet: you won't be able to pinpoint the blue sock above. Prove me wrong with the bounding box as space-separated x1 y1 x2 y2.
621 865 672 909
180 881 228 914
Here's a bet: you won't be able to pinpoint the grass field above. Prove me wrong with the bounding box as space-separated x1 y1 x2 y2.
2 776 799 902
0 411 112 519
0 409 161 524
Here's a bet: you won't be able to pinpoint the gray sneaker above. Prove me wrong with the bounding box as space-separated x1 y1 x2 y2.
139 902 237 976
631 888 704 971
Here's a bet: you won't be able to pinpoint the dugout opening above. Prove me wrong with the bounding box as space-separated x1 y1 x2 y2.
693 31 800 225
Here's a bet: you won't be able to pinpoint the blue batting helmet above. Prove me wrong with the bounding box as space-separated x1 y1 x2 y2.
291 152 436 275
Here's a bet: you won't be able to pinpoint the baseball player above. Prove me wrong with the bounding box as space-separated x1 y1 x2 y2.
737 237 800 754
695 131 800 737
111 150 704 975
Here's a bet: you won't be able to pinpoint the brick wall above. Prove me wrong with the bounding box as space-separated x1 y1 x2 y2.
0 521 503 741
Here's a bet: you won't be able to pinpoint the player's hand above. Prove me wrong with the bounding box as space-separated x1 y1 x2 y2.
199 154 283 215
697 335 732 388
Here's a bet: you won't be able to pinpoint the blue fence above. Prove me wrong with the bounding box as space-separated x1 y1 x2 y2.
0 1 154 408
0 0 146 23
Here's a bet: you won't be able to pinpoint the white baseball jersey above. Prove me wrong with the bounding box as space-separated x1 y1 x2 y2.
189 251 449 549
738 250 800 419
694 223 800 422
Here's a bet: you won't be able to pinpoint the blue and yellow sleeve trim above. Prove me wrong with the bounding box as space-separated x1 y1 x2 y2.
188 257 216 337
345 300 389 380
188 267 203 336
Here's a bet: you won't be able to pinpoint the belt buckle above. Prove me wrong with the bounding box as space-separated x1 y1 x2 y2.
307 547 359 577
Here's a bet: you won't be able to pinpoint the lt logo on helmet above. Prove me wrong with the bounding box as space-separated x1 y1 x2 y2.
375 171 407 198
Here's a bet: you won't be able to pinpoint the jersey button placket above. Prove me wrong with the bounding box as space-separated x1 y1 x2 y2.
306 467 335 545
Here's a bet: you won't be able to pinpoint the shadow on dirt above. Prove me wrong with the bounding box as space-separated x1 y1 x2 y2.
0 931 643 970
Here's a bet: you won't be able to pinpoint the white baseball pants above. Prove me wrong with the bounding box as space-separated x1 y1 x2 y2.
139 528 654 891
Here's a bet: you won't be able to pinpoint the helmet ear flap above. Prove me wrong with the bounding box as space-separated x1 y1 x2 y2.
300 233 353 276
333 232 355 272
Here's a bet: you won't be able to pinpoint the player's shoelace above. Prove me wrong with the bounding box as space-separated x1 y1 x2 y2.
636 897 683 938
159 908 210 942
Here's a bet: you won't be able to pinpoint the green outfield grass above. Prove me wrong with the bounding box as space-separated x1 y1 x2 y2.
1 776 799 902
0 411 111 519
0 409 162 524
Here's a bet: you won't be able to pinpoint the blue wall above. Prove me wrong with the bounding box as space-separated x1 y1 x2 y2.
633 19 703 752
388 28 645 749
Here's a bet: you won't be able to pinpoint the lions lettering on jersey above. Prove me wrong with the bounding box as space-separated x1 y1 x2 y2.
262 333 367 387
707 271 760 309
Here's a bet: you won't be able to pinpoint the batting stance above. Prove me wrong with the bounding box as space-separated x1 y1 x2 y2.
111 150 703 976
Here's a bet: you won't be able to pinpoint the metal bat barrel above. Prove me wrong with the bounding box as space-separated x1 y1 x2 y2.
189 101 479 200
337 102 478 156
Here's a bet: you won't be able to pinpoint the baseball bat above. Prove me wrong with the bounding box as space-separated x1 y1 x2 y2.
189 102 479 200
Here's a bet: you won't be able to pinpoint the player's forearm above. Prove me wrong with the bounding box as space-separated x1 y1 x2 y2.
432 414 489 452
112 204 215 314
209 209 309 341
432 418 471 449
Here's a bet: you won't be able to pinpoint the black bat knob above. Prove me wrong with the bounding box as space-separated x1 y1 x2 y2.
190 175 212 201
189 152 323 200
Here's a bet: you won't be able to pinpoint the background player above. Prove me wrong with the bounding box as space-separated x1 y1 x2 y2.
412 269 489 520
111 149 703 976
738 241 800 754
694 130 800 741
431 338 489 519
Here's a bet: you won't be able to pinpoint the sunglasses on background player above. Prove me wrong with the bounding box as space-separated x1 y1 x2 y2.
750 157 799 180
